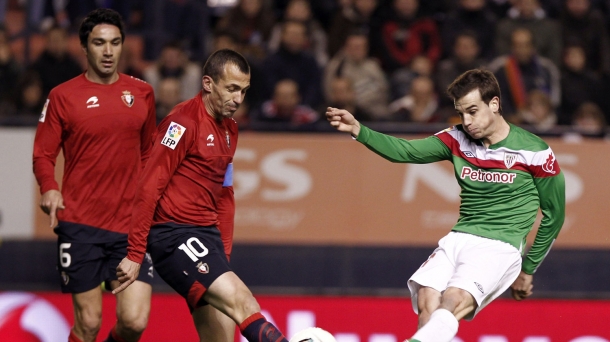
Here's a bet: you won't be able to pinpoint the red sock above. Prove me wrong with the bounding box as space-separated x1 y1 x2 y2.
103 325 130 342
239 312 288 342
68 329 83 342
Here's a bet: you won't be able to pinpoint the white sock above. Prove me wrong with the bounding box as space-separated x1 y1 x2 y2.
410 309 459 342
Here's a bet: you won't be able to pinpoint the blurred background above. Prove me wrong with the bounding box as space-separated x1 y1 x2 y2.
0 0 609 341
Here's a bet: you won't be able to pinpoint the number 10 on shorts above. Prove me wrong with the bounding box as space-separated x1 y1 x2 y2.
178 237 209 262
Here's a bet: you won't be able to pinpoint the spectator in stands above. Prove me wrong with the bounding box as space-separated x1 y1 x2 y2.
327 0 379 58
262 20 322 109
268 0 328 67
488 28 560 117
440 0 497 61
558 43 604 125
512 89 558 131
371 0 441 74
326 77 372 121
253 79 319 125
155 77 181 124
495 0 562 66
143 41 201 102
14 70 45 120
390 54 433 101
118 44 143 79
388 75 441 122
0 25 21 116
216 0 276 61
324 30 389 121
570 102 607 137
561 0 610 76
435 31 487 109
30 25 83 98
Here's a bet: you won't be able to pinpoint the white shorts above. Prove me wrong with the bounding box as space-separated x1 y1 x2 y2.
407 231 522 320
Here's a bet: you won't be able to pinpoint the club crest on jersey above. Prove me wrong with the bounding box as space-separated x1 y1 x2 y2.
196 262 209 274
121 90 134 107
503 152 518 169
161 121 186 150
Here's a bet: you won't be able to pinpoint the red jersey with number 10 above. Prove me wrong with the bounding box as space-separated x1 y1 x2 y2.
33 73 157 234
127 91 237 263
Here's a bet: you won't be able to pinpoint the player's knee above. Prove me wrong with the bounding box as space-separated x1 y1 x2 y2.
76 312 102 337
118 310 149 335
231 289 261 320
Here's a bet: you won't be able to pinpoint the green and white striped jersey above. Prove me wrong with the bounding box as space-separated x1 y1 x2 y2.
357 123 565 274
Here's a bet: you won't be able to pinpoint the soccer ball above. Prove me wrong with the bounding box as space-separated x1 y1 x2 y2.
289 327 337 342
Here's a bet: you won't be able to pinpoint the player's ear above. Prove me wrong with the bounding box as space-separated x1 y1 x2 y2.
490 96 500 113
202 76 213 93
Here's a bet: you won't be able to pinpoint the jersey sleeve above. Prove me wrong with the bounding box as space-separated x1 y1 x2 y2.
522 162 566 274
217 119 238 260
33 93 64 194
127 118 194 263
139 88 157 169
217 180 235 260
356 125 452 163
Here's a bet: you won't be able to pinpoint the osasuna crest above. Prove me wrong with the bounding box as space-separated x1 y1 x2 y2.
121 90 134 107
504 152 518 169
196 262 209 274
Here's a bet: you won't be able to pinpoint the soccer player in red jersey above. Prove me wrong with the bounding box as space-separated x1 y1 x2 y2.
32 9 156 342
113 49 290 342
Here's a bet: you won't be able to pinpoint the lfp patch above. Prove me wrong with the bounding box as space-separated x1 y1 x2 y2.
161 121 186 150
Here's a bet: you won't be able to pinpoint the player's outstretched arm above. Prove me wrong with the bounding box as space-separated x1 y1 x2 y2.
510 270 533 301
326 107 361 137
113 257 142 294
40 189 65 227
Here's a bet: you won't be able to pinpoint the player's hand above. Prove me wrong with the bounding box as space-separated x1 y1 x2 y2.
510 271 534 301
326 107 361 137
113 258 141 295
40 190 65 227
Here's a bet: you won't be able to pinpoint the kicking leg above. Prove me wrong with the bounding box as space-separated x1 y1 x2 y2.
193 305 236 342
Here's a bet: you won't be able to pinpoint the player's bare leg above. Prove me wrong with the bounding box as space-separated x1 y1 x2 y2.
410 287 475 342
71 286 103 342
203 271 260 324
193 304 236 342
110 280 152 341
438 287 476 320
203 271 288 342
416 286 441 328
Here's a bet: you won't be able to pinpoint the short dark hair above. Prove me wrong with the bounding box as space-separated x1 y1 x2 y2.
447 69 502 113
202 49 250 82
79 8 125 47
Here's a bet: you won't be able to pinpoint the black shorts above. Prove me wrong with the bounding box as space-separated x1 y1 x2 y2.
55 221 154 293
147 223 231 310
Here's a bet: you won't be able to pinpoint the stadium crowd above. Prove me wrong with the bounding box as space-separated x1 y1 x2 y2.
0 0 609 137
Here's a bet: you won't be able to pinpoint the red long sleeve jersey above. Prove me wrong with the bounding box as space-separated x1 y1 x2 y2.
127 92 237 263
33 73 157 234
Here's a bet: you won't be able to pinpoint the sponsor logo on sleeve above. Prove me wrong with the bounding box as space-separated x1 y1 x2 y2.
161 122 186 150
39 99 50 122
541 152 556 174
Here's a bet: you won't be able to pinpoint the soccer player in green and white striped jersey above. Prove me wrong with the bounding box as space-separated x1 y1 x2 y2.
326 69 565 342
